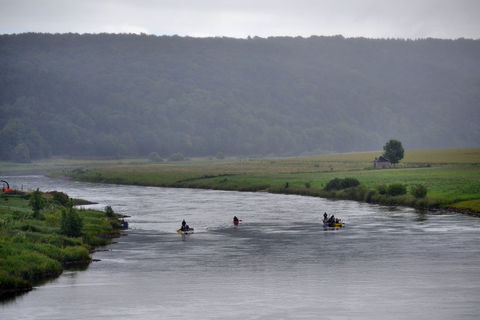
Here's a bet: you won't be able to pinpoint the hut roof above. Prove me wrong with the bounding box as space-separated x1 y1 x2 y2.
375 156 390 162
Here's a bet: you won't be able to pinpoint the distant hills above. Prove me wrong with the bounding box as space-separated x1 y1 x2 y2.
1 33 479 161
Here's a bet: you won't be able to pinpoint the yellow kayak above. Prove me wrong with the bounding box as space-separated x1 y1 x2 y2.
323 220 344 228
177 228 194 234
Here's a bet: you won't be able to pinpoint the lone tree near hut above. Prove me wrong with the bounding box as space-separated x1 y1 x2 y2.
383 139 404 165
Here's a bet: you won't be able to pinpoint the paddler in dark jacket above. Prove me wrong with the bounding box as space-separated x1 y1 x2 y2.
181 219 186 231
328 215 335 226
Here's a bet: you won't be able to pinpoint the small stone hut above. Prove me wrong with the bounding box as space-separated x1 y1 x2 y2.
373 156 391 169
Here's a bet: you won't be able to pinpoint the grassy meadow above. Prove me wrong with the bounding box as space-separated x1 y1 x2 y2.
53 148 480 213
1 148 478 212
0 191 124 297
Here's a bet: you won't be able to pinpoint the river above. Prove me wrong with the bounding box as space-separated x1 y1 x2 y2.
1 175 480 319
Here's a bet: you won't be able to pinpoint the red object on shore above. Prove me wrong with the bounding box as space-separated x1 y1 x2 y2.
1 180 15 194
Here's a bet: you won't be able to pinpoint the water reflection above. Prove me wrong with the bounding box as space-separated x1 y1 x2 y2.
415 210 429 222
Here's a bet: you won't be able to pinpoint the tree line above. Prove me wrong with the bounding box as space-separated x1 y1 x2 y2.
1 33 479 161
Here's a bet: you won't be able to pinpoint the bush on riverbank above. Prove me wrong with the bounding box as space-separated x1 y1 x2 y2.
110 170 450 212
268 182 440 211
324 177 360 191
0 191 124 298
410 184 428 198
387 184 407 196
60 207 83 237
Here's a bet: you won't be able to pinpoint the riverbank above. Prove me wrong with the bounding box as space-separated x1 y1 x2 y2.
2 175 479 319
58 148 480 214
0 191 126 298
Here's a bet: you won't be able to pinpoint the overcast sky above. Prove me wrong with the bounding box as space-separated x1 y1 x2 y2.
1 0 479 39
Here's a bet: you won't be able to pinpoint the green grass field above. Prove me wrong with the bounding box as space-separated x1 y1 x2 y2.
0 192 124 297
50 148 480 213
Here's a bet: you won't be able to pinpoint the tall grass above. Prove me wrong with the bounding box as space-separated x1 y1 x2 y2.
0 192 123 297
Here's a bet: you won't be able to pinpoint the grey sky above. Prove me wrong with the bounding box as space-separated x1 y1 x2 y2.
1 0 479 39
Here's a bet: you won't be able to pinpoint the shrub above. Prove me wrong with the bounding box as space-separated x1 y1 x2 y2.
365 190 377 203
410 184 428 198
324 177 360 191
387 184 407 196
216 152 225 159
340 185 369 201
324 178 342 191
105 206 115 218
48 191 70 206
356 185 369 201
342 178 360 188
60 208 83 237
376 184 387 195
29 189 45 219
387 194 410 206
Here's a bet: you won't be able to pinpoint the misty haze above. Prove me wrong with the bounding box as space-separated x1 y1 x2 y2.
1 1 480 318
1 34 479 161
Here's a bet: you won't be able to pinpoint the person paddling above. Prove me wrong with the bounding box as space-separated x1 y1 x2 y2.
233 216 241 225
178 219 194 233
327 214 335 227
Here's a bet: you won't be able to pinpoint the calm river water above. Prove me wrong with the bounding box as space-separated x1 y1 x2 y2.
1 175 480 319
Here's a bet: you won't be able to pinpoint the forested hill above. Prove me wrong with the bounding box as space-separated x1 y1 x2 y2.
1 33 479 161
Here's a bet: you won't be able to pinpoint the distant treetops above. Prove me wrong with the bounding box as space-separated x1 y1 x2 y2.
1 34 478 161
